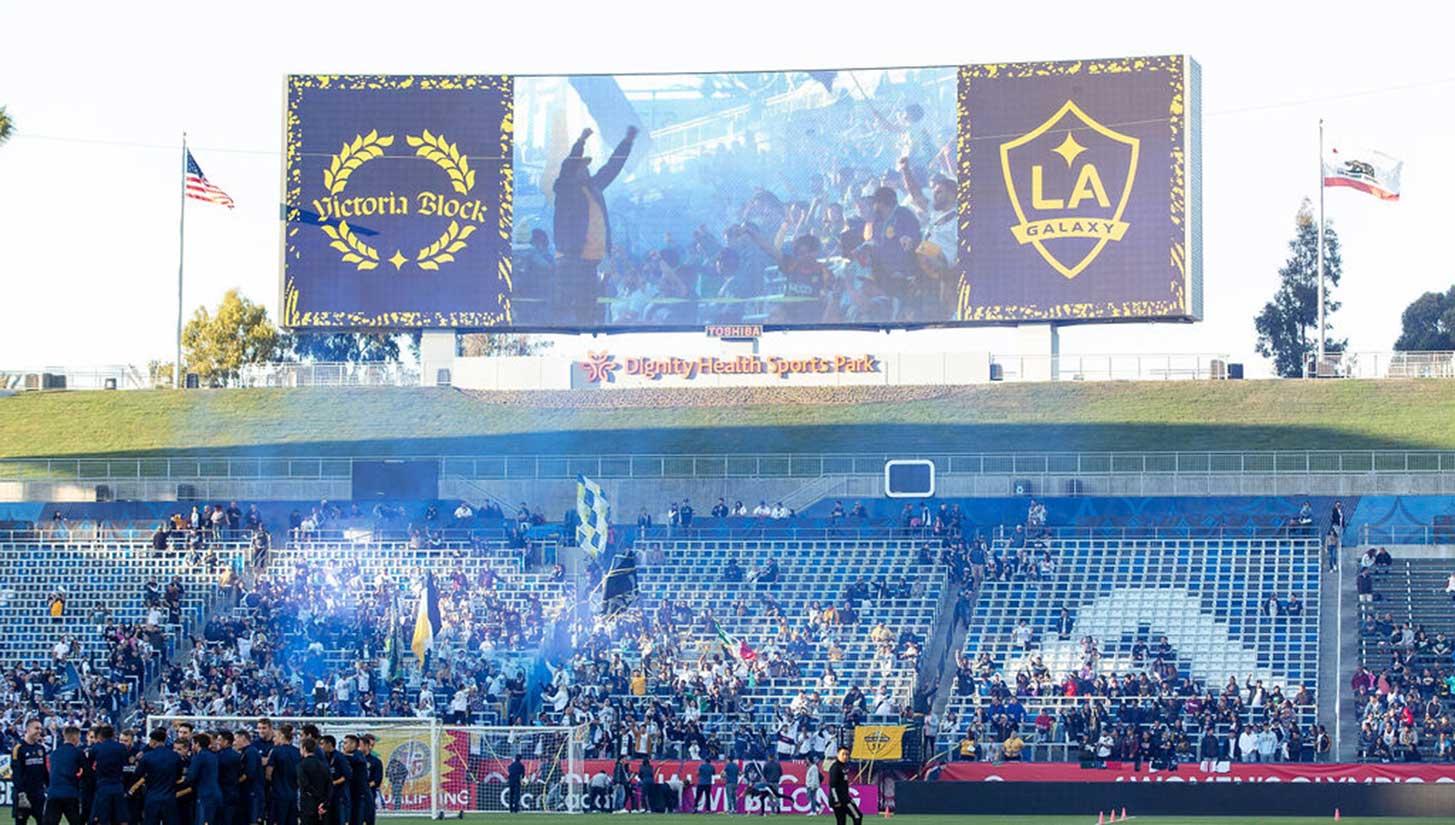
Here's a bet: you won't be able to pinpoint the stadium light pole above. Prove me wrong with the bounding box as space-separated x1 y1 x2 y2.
1315 119 1325 374
175 132 187 389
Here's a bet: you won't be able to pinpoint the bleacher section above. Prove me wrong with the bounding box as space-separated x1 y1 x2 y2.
630 532 947 732
0 536 246 712
1354 556 1455 760
947 532 1323 759
256 537 569 721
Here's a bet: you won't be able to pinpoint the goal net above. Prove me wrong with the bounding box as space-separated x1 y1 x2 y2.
147 716 587 816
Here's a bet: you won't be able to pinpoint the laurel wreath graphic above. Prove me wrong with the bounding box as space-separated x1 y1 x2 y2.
415 220 476 271
324 130 394 196
406 130 475 195
321 221 380 271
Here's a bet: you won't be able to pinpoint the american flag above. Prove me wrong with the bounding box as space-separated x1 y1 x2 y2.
185 149 235 209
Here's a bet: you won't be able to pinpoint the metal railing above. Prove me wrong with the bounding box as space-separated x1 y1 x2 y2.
1 365 150 391
7 449 1455 483
991 353 1234 382
236 361 421 388
1304 350 1455 380
1357 524 1455 545
993 524 1322 541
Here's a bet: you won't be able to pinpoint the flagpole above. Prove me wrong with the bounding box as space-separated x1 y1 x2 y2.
175 133 188 389
1315 119 1326 375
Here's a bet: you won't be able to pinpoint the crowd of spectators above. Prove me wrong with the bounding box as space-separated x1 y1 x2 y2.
511 69 958 328
1353 548 1455 762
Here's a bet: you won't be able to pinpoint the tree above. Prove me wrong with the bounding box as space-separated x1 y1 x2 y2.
181 289 279 384
284 332 401 362
0 106 12 148
1254 199 1346 377
1394 287 1455 351
458 333 554 357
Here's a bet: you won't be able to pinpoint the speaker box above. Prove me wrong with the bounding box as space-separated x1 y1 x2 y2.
176 483 199 501
95 484 113 502
435 368 452 387
185 373 200 389
1227 363 1245 380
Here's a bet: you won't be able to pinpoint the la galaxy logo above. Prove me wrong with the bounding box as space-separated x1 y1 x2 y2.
1000 101 1139 279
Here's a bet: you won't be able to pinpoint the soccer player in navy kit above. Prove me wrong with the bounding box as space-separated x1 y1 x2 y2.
43 726 83 825
317 737 348 825
12 719 49 825
233 731 260 825
131 729 182 825
185 734 222 825
358 738 381 825
120 730 143 825
265 726 300 825
91 724 132 825
339 737 366 825
214 732 241 825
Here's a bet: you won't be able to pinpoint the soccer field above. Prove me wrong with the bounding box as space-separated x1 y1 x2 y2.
380 816 1455 825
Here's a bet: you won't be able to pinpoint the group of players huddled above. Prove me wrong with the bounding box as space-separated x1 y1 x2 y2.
10 718 384 825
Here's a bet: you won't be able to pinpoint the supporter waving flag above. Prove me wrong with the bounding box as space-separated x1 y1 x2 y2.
410 572 441 665
714 618 758 662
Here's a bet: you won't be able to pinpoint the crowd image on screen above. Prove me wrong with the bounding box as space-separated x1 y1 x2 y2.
509 69 959 329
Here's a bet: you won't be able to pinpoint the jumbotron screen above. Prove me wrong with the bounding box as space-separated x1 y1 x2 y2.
280 56 1201 331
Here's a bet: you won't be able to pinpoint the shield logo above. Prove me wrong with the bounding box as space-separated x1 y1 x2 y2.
1000 101 1140 279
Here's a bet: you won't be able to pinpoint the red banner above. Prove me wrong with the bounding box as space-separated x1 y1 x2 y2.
937 762 1455 783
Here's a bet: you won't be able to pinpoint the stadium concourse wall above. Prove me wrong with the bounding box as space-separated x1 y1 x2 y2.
899 763 1455 817
13 468 1455 508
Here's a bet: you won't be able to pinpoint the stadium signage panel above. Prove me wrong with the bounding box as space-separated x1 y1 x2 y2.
937 763 1455 783
283 57 1199 331
580 351 879 382
706 324 764 339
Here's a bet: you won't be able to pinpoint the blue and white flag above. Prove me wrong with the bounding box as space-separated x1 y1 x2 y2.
576 474 610 556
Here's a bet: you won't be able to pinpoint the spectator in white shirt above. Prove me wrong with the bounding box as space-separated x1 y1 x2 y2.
1238 728 1259 762
770 502 789 519
753 501 772 518
454 502 474 520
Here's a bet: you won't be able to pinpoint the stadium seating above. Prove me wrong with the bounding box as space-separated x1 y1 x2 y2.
626 532 947 735
946 533 1323 759
0 537 248 711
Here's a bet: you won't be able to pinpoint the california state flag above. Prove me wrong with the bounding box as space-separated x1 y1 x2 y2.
1323 141 1403 201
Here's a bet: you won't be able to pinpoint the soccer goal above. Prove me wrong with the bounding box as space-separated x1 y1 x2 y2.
147 716 587 816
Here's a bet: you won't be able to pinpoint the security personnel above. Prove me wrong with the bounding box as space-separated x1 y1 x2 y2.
44 726 84 825
130 730 181 825
317 737 348 825
265 727 300 825
358 738 381 825
215 732 241 825
185 734 222 825
12 719 49 825
90 724 131 825
120 730 144 825
233 731 260 825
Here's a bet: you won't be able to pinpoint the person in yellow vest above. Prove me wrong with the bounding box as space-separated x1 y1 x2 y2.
630 670 647 696
48 591 65 622
957 731 979 762
1002 730 1026 762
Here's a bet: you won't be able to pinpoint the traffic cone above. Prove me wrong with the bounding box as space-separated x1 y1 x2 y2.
1122 808 1128 821
1334 809 1341 822
1098 812 1105 825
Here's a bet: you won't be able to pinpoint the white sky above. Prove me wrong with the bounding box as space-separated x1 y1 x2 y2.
2 0 1451 377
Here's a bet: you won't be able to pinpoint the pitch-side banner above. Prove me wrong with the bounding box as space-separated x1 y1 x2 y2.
937 762 1455 783
282 57 1200 331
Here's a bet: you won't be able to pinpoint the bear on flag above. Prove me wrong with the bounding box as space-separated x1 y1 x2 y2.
1324 142 1402 201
